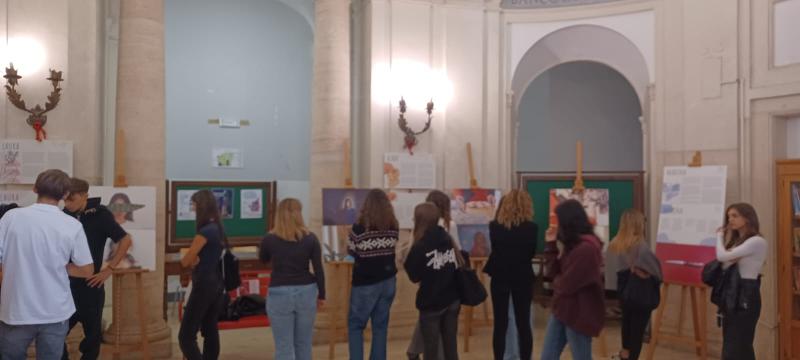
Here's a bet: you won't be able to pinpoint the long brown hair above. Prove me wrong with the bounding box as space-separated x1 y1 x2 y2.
271 198 309 241
608 209 645 254
426 190 452 228
413 202 464 266
723 203 760 249
191 190 228 247
357 189 399 230
495 189 534 229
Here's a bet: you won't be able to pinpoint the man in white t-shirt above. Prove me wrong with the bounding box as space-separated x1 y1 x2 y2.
0 169 94 360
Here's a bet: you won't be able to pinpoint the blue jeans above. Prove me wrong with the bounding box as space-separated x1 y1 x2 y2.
540 316 592 360
0 320 69 360
266 284 319 360
348 276 396 360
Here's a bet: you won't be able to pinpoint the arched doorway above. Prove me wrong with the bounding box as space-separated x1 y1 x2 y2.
510 24 651 174
516 61 642 172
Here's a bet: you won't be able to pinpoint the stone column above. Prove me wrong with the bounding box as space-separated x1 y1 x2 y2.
104 0 171 358
309 0 352 345
309 0 351 232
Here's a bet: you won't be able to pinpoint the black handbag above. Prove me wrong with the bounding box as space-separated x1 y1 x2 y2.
621 271 661 310
456 267 487 306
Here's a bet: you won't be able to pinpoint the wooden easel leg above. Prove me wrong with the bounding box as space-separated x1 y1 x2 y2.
136 273 152 359
690 287 702 357
698 287 708 359
597 329 608 358
114 274 121 360
678 285 688 336
645 283 670 360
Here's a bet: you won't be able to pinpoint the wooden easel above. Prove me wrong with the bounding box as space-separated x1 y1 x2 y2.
461 142 492 352
322 140 355 360
644 151 709 360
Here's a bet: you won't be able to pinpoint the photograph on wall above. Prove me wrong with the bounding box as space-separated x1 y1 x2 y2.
0 190 36 207
176 189 197 220
89 186 157 271
383 152 436 189
240 188 263 219
89 186 156 231
387 190 428 229
212 188 234 219
457 224 491 258
549 188 610 243
322 188 370 226
450 188 502 225
211 147 244 169
0 139 73 184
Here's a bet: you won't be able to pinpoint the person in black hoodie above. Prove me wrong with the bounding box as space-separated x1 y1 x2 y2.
404 202 461 360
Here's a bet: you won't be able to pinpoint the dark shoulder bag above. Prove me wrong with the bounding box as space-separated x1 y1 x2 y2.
453 242 487 306
219 230 242 292
620 254 661 311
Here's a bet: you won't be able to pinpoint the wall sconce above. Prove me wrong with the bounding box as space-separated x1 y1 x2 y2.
4 63 63 141
397 97 433 155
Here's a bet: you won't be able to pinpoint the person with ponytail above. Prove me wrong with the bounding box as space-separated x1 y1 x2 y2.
178 190 227 360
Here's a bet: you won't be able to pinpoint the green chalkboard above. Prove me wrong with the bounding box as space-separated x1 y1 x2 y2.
519 173 644 252
168 181 275 251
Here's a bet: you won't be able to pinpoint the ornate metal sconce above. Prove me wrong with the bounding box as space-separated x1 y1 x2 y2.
397 97 433 155
4 64 63 141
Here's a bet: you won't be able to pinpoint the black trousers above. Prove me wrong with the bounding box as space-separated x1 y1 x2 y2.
178 280 224 360
620 302 652 360
62 283 105 360
490 279 533 360
419 301 460 360
721 289 761 360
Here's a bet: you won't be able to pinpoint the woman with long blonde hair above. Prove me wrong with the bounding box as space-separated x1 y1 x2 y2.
484 189 538 359
259 198 325 360
607 209 662 360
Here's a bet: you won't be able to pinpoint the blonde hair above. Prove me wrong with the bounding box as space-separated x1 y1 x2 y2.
271 198 309 241
495 189 534 229
608 209 645 254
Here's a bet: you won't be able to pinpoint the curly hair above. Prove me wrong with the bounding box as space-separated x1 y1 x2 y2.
495 189 534 229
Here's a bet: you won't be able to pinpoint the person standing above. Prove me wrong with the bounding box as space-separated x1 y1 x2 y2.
484 190 538 360
348 189 399 360
260 198 325 360
178 190 227 360
404 202 461 360
540 199 605 360
715 203 767 360
0 169 94 360
405 190 459 360
61 178 133 360
607 209 662 360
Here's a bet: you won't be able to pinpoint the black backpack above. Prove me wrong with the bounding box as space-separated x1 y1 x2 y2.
220 248 241 292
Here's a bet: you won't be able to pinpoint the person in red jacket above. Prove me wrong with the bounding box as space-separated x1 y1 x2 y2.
540 199 605 360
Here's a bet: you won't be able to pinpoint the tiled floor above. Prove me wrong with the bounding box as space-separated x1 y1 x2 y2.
165 307 706 359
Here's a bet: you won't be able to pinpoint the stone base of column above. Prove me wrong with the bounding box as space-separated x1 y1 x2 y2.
103 272 172 359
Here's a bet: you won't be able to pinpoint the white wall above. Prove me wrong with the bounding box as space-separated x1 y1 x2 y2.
774 0 800 67
165 0 313 183
0 0 104 184
788 117 800 158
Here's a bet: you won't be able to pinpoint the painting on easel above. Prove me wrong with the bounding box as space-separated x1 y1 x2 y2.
549 188 610 243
